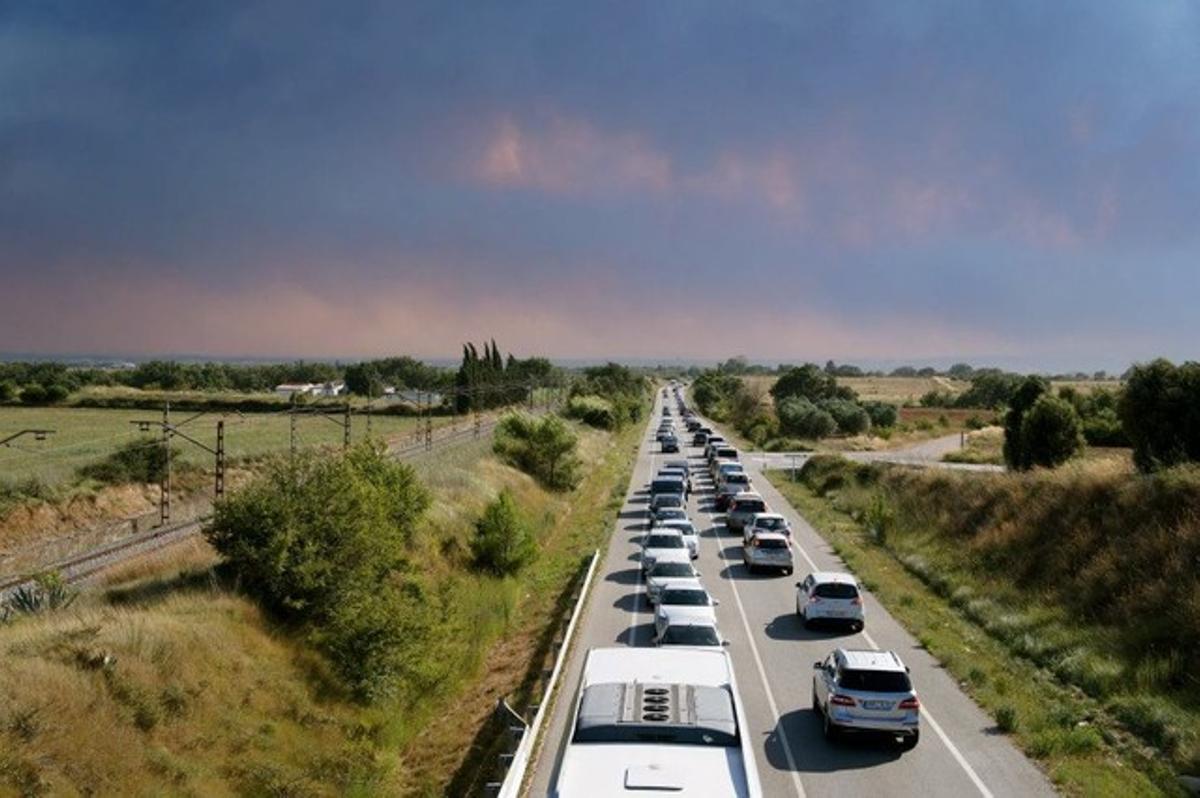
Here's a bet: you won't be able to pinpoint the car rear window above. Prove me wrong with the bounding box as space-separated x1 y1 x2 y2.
716 447 738 459
660 626 720 646
660 588 711 606
654 494 683 508
651 478 683 494
646 534 685 548
756 517 786 530
814 582 859 599
838 669 912 693
650 562 694 577
734 499 766 513
753 537 789 549
725 474 749 485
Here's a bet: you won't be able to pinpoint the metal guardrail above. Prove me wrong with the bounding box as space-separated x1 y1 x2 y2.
484 548 601 798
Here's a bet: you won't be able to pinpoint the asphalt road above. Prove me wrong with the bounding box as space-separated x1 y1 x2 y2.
526 395 1051 797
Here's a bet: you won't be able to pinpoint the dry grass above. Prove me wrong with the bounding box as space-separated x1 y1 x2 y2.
942 427 1005 464
743 374 971 405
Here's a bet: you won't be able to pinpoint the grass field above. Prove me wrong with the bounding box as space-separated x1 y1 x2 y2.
0 406 426 489
767 458 1199 796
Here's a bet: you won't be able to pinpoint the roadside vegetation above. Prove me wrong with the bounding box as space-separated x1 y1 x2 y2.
0 387 647 795
769 455 1200 795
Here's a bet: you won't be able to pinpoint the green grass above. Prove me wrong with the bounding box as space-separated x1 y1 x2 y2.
0 405 424 489
766 465 1189 797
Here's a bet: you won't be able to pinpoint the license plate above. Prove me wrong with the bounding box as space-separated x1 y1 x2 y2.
862 700 893 710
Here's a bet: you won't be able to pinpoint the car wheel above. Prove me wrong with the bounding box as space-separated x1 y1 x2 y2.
823 708 839 742
796 601 803 618
900 731 919 751
853 621 864 633
812 685 820 713
784 567 794 576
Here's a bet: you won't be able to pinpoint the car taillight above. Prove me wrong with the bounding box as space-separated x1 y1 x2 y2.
808 596 822 603
898 697 920 710
851 597 863 605
830 694 856 706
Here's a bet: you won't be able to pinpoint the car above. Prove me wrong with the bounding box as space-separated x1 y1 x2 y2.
650 491 685 521
656 427 675 443
743 512 792 543
661 434 680 453
714 472 752 511
812 649 919 749
742 532 793 574
641 529 687 571
657 519 700 559
654 604 723 647
797 572 864 630
662 406 672 416
726 492 767 533
713 461 746 486
685 418 702 432
663 458 691 478
707 446 739 474
656 467 692 497
702 437 728 460
555 647 762 796
649 476 685 498
654 585 719 640
645 552 702 604
650 507 688 528
692 429 712 446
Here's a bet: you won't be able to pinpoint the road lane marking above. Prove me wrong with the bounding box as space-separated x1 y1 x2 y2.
753 463 995 798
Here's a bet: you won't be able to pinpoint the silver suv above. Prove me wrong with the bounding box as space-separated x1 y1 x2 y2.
812 649 919 749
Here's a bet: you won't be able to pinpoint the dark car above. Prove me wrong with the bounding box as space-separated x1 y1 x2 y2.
692 430 711 446
649 476 685 498
661 435 680 453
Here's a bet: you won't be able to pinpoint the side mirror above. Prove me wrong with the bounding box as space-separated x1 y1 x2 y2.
795 582 803 588
812 661 823 669
712 599 721 606
721 640 731 647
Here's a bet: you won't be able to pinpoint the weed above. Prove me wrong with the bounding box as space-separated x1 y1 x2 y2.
995 704 1018 733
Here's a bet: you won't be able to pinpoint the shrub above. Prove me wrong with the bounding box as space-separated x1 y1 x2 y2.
564 395 616 429
78 439 177 485
1120 359 1200 472
1081 408 1126 447
206 443 430 617
862 401 898 429
777 397 837 439
493 413 581 491
5 572 77 615
995 704 1018 733
0 380 17 402
18 383 48 405
470 489 538 576
1019 395 1084 469
820 399 871 435
1002 375 1049 469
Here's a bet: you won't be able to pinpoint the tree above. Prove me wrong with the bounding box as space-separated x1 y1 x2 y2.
771 364 855 405
1003 375 1049 469
947 363 975 380
1119 359 1200 472
18 383 48 405
1020 395 1084 468
777 397 837 439
862 401 898 429
471 489 538 576
493 414 581 490
821 398 871 435
0 380 16 402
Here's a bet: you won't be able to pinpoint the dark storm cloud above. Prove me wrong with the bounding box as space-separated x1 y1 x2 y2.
1 1 1198 365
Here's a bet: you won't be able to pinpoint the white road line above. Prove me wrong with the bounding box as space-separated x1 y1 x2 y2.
759 464 995 798
725 531 807 798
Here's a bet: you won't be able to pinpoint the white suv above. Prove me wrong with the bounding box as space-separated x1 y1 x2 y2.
742 532 793 575
641 529 687 572
812 649 920 749
555 647 762 796
645 551 702 604
796 572 864 631
657 519 700 559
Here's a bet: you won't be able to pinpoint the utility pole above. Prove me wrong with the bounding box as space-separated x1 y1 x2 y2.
161 402 171 525
290 406 298 461
215 420 226 499
343 403 351 450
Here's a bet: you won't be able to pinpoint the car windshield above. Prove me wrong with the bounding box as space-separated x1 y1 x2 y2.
661 588 711 605
757 517 786 530
814 582 859 599
660 626 721 646
838 669 912 693
656 509 687 521
754 537 789 549
734 500 766 513
717 448 738 458
646 535 685 549
651 562 694 577
725 474 749 485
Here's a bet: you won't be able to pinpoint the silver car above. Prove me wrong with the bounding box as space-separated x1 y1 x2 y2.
797 571 864 631
812 649 919 749
742 532 793 575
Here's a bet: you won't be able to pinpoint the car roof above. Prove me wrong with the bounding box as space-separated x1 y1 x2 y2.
645 529 684 540
810 571 856 585
750 532 789 542
658 605 718 625
656 577 702 591
838 649 906 672
752 513 786 522
658 519 696 532
649 549 692 564
732 491 764 501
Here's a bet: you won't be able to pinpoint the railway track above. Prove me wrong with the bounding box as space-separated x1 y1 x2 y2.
0 415 504 599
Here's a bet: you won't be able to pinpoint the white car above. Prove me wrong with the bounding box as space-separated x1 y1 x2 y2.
641 530 687 572
555 647 762 797
742 512 792 544
796 572 865 630
654 605 723 647
645 552 702 604
812 649 919 749
742 532 793 575
657 519 700 559
654 584 719 640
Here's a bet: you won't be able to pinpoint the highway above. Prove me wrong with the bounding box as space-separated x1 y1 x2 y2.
526 393 1051 797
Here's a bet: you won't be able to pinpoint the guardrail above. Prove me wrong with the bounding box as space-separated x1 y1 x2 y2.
482 547 601 798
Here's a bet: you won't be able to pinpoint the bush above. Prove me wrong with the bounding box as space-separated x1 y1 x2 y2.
1002 375 1049 469
206 444 430 617
777 397 837 439
78 439 177 485
0 380 17 402
1120 359 1200 472
863 401 898 429
820 398 871 435
564 395 616 429
1019 395 1084 469
995 704 1018 733
771 364 856 404
470 489 538 576
493 413 581 491
1081 408 1125 447
18 383 48 405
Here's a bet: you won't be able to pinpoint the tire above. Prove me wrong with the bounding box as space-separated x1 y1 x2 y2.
823 708 840 742
784 567 794 576
900 731 919 751
812 686 820 713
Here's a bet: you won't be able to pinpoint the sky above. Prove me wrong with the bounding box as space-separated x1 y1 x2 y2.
2 1 1198 371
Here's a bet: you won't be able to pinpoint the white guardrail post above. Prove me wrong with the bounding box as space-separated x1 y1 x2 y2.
494 547 601 798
